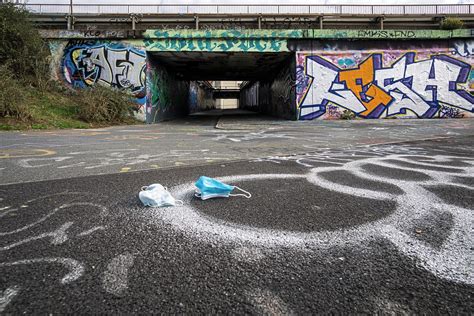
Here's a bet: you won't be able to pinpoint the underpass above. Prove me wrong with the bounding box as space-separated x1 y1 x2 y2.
1 2 474 313
146 51 295 122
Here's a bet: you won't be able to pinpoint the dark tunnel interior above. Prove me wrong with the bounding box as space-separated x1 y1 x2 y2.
146 52 297 123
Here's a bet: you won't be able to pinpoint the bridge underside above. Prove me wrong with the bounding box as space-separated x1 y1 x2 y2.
148 52 291 81
146 51 296 123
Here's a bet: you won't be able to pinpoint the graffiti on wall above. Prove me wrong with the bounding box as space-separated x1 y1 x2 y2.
452 40 473 57
188 81 214 113
62 41 147 119
297 52 474 120
145 60 190 123
144 38 288 53
143 30 305 52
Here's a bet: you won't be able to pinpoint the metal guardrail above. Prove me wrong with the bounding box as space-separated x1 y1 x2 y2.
17 4 474 15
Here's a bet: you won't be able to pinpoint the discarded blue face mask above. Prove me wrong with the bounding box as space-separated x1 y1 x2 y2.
194 176 252 200
139 183 184 207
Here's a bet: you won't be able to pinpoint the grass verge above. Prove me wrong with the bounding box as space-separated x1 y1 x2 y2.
0 87 141 131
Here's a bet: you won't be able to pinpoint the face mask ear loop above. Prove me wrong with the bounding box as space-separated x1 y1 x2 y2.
141 186 148 191
175 200 184 206
229 187 252 199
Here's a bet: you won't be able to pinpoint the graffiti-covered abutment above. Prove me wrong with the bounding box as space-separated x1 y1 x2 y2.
47 29 473 122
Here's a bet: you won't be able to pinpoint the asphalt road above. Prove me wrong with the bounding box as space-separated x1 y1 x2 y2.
1 116 473 184
0 123 473 313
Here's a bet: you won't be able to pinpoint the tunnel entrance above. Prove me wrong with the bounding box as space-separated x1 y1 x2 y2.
146 52 296 123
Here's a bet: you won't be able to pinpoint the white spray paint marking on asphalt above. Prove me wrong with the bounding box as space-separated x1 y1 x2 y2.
68 149 138 155
0 286 20 313
0 222 73 251
0 201 106 236
0 207 16 218
102 253 135 296
17 156 72 168
232 246 265 263
247 288 295 316
0 194 110 310
143 148 473 285
78 226 105 236
0 258 84 284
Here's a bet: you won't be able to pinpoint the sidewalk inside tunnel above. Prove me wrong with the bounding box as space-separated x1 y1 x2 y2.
145 51 297 123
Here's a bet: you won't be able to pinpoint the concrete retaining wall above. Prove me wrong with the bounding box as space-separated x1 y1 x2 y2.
294 39 473 119
47 30 473 122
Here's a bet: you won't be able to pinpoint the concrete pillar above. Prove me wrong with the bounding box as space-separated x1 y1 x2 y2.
131 14 137 30
319 16 323 30
195 15 199 30
67 0 74 30
66 14 74 30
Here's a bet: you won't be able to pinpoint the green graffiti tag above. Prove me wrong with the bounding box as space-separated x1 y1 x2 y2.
145 38 288 52
143 29 305 40
143 29 303 52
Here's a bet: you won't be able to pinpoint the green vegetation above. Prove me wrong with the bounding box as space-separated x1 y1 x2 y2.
76 85 136 123
0 81 139 130
340 110 356 120
0 3 140 130
440 18 464 30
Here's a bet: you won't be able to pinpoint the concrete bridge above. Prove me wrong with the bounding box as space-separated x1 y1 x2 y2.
7 3 473 122
15 3 474 31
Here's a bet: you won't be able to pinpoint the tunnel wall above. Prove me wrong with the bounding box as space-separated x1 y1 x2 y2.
189 81 215 114
268 57 297 120
146 55 190 123
240 58 297 120
240 81 259 109
293 39 474 119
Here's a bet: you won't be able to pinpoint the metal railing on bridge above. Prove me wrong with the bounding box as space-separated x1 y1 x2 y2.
16 3 474 16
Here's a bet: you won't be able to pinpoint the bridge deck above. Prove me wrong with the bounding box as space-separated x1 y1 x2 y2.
10 3 474 30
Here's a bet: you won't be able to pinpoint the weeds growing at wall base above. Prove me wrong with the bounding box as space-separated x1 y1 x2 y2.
0 81 139 130
76 86 136 123
341 110 356 120
0 4 140 130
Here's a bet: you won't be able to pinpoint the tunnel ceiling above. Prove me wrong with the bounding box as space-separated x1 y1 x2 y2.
148 52 292 81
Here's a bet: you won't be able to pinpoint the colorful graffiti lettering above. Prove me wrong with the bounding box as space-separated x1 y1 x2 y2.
452 40 473 57
143 30 291 53
298 53 474 120
144 38 288 53
439 105 464 118
62 42 147 106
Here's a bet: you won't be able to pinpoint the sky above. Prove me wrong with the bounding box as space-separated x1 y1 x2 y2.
24 0 472 4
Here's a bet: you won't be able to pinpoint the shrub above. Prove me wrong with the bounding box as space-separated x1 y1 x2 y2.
340 109 356 120
0 65 31 121
75 85 136 123
440 18 464 30
0 3 50 87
